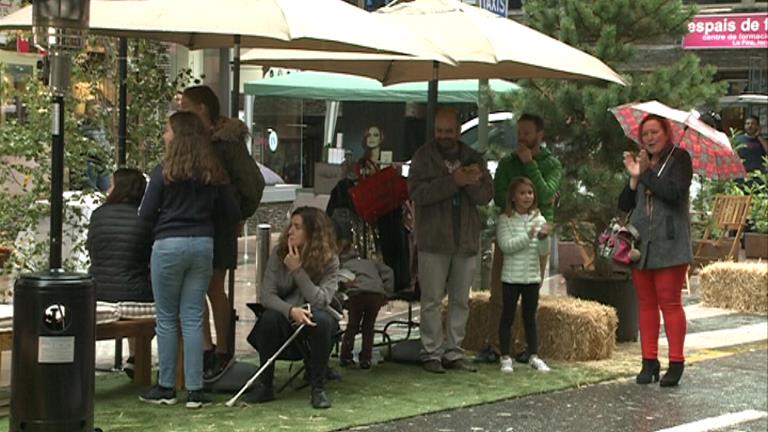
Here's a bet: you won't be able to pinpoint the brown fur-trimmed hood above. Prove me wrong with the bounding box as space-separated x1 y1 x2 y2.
212 117 249 145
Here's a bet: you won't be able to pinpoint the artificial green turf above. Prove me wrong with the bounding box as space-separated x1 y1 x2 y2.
2 359 626 432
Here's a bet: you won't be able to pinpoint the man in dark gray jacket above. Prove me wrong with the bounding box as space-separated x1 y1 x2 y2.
408 108 494 373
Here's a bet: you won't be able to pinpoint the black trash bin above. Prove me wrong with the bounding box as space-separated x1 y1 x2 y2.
9 271 95 432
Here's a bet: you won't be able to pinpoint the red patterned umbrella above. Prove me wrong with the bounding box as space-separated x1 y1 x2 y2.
610 100 746 180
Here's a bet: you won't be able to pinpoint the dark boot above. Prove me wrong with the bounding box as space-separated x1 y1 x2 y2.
311 386 331 409
635 358 660 384
660 361 684 387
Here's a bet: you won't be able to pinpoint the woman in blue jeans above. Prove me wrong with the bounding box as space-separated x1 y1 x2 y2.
139 111 240 408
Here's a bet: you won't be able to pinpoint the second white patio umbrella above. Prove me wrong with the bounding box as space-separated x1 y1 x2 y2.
241 0 626 137
242 0 625 85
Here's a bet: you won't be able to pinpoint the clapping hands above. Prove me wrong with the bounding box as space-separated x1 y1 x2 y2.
453 164 483 187
623 150 649 178
529 223 552 240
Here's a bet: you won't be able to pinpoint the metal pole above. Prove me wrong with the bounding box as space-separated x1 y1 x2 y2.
478 79 489 150
256 224 271 294
118 37 128 167
425 61 439 143
50 93 65 270
230 35 241 118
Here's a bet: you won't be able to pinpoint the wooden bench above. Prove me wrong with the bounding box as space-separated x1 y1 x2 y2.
0 318 156 387
95 319 156 386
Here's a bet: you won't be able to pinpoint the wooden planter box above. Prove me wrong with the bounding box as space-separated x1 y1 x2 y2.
558 241 586 274
744 233 768 259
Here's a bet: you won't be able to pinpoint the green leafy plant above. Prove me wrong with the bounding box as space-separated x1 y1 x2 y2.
0 36 197 277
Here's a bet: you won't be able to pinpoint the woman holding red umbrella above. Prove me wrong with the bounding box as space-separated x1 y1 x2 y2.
618 114 693 387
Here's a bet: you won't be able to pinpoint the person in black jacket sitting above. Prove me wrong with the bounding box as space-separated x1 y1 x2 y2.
87 168 154 377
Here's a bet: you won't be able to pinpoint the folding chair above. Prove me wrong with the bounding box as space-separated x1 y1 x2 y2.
693 194 752 268
377 289 420 358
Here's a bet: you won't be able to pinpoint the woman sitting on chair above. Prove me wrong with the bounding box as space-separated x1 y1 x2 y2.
87 168 153 378
246 206 340 409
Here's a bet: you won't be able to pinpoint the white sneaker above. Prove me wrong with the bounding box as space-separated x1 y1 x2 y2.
529 355 551 372
500 356 514 373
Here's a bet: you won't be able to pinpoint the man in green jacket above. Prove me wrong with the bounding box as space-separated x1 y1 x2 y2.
482 113 562 363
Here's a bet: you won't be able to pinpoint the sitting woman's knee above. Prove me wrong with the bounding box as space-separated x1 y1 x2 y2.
312 309 336 330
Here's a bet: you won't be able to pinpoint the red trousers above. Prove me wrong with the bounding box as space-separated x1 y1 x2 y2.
632 265 688 362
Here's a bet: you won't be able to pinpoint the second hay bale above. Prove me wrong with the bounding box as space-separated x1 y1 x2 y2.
699 262 768 313
453 291 617 361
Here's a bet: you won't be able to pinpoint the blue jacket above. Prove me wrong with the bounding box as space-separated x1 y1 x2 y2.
139 165 241 239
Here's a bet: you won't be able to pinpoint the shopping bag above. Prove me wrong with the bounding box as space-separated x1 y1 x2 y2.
349 166 409 224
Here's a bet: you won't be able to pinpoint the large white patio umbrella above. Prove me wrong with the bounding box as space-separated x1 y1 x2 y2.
0 0 455 149
0 0 454 55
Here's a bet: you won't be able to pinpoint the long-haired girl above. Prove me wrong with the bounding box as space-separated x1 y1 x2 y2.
138 111 240 408
496 176 552 374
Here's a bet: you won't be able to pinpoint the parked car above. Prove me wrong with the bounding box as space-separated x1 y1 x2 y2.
460 111 516 177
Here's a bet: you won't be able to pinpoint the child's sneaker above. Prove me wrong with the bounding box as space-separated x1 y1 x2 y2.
138 385 177 405
529 355 551 372
500 355 514 373
186 390 212 409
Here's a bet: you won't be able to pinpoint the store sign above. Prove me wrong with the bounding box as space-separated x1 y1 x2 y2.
683 13 768 50
465 0 508 17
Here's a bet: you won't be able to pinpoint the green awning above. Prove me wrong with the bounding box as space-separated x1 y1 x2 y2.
244 71 518 103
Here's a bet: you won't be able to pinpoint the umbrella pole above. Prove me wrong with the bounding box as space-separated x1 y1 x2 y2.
230 35 241 118
227 34 241 356
118 37 128 167
425 61 439 143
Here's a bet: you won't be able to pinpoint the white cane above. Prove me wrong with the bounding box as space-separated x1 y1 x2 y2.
225 305 310 407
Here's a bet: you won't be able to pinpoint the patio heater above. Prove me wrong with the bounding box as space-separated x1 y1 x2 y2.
10 1 97 432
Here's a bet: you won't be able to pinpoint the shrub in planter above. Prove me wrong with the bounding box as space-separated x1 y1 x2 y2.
742 161 768 259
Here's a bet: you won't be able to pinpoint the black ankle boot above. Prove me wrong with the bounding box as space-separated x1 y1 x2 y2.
635 358 660 384
660 361 684 387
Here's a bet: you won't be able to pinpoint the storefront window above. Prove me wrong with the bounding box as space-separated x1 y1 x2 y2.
252 97 306 185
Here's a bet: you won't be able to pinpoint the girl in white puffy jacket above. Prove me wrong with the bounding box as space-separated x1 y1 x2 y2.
495 177 552 373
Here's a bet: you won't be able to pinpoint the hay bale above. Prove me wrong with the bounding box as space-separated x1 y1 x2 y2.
447 291 617 361
699 262 768 313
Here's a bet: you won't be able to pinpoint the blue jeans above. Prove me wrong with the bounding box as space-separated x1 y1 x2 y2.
151 237 213 390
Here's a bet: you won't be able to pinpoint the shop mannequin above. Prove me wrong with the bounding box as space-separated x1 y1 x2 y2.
327 125 412 294
356 126 384 178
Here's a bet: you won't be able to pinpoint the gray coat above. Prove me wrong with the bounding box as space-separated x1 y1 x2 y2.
618 146 693 270
407 141 493 256
260 246 341 320
340 252 394 298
